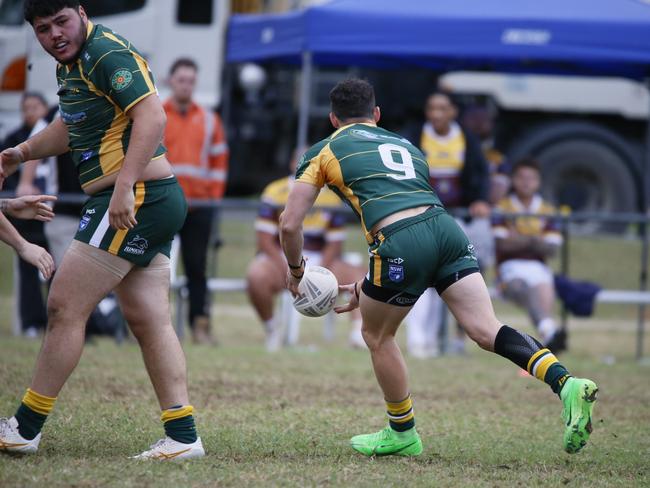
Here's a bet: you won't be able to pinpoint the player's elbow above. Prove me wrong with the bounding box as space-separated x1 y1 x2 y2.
151 105 167 131
279 212 301 236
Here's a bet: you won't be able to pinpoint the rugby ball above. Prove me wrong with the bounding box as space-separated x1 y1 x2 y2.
293 266 339 317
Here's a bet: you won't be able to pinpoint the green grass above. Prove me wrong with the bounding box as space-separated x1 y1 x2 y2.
1 311 649 487
1 214 649 486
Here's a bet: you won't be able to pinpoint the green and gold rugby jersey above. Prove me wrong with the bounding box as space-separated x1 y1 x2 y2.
295 123 443 244
56 21 165 190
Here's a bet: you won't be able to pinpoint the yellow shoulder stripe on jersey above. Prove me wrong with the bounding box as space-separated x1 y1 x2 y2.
101 31 129 49
87 48 130 76
132 54 155 92
319 144 373 242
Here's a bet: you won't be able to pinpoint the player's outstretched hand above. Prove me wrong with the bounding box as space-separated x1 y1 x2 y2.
18 242 55 279
108 185 137 230
0 147 23 190
6 195 57 221
334 281 361 314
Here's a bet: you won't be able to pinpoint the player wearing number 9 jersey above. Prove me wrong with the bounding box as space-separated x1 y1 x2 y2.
295 110 477 304
282 78 597 459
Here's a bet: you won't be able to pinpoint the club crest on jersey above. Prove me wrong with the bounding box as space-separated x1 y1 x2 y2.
388 264 404 283
111 68 133 92
79 215 91 231
124 235 148 255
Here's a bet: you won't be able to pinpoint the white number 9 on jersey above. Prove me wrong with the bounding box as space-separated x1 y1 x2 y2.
378 143 416 180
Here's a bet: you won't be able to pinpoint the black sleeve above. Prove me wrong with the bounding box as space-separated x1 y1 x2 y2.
460 128 490 206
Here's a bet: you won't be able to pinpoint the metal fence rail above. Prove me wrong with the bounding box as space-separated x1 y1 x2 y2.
2 192 648 359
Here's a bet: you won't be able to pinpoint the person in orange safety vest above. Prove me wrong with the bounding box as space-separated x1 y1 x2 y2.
163 58 228 344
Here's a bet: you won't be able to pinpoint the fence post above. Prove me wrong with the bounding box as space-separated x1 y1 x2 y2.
637 221 648 361
560 213 570 330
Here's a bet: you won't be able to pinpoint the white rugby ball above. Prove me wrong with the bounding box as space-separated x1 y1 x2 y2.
293 266 339 317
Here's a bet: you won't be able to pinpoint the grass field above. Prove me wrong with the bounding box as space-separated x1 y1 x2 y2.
1 216 649 487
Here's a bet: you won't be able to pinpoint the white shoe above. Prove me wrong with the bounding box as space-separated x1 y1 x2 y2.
0 417 40 454
132 436 205 461
265 326 283 353
408 345 440 359
348 328 367 349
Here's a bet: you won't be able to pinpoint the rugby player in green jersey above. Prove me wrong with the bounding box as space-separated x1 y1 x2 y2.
0 1 203 460
281 79 597 457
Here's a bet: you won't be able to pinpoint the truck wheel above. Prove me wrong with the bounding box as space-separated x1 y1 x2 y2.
508 122 640 232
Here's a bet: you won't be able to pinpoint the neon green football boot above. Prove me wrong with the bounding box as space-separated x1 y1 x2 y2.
560 377 598 454
350 426 423 457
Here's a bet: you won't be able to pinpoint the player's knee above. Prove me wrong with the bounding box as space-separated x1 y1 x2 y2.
246 265 267 295
46 291 72 327
465 320 499 350
503 279 529 302
361 325 390 352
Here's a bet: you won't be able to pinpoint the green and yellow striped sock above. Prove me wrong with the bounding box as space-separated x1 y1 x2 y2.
161 405 197 444
494 325 571 395
527 349 571 395
386 394 415 432
14 388 56 440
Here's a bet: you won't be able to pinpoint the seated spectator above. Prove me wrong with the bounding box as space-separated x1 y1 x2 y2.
246 151 365 351
492 158 566 353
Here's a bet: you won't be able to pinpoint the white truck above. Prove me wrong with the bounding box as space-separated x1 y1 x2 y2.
441 72 649 216
0 0 229 139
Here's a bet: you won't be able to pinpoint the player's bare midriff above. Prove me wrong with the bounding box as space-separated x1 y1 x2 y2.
370 205 432 237
82 155 174 195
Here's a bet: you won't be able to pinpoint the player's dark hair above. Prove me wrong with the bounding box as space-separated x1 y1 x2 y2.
512 157 541 175
329 78 376 121
24 0 80 25
22 91 48 107
169 58 199 76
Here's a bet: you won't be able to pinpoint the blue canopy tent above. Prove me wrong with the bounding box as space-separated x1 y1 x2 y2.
226 0 650 359
227 0 650 144
228 0 650 77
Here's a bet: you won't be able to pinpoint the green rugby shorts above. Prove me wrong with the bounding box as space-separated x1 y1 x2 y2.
362 206 480 306
74 176 187 267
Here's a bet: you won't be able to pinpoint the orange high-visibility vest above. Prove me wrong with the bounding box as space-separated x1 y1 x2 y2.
163 99 229 200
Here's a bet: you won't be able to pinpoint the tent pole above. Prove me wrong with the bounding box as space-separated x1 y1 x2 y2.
636 78 650 362
297 51 313 149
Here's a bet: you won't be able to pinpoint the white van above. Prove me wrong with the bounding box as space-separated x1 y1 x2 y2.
0 0 229 139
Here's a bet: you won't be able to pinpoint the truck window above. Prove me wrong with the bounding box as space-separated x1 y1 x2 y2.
84 0 146 18
177 0 213 25
0 0 23 25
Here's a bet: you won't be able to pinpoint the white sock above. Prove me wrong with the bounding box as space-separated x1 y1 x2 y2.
538 317 558 343
264 318 276 332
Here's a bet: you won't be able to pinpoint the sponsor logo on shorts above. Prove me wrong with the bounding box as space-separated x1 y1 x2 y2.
81 150 95 162
124 235 149 255
85 208 96 215
111 68 133 92
79 215 91 231
387 257 404 264
394 295 418 305
388 264 405 283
